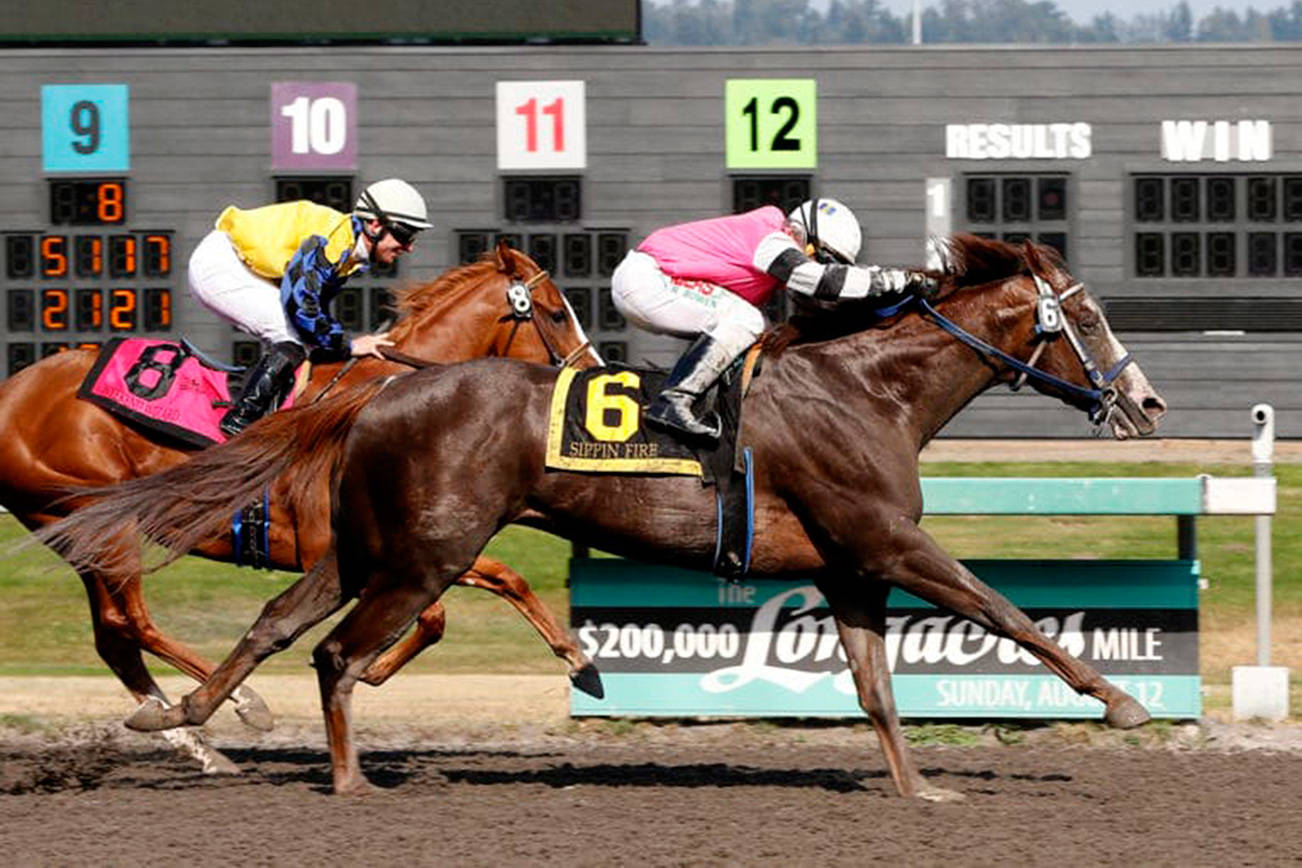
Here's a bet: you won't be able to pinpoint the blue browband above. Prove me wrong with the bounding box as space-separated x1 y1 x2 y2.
916 295 1132 423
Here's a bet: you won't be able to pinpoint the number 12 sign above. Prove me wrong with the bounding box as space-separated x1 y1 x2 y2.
725 79 817 170
496 81 587 171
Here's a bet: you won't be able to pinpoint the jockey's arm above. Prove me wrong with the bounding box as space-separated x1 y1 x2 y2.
753 233 935 301
281 235 351 357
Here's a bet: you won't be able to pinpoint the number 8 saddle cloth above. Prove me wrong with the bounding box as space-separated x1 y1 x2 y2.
77 337 304 449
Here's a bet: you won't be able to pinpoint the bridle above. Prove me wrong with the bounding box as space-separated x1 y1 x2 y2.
917 270 1133 425
498 269 595 368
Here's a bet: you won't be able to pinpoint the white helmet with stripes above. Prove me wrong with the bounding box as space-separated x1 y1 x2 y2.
354 178 433 231
788 198 862 264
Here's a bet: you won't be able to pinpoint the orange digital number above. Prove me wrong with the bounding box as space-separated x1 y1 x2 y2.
75 236 103 276
76 289 103 330
98 182 125 223
41 288 69 331
109 235 137 277
144 234 171 276
40 235 69 278
145 288 172 329
109 288 137 330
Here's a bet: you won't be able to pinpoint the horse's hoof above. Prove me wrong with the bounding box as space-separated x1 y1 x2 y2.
202 751 243 776
333 776 378 796
125 696 186 732
232 686 275 732
570 663 605 699
916 784 965 803
1105 693 1150 729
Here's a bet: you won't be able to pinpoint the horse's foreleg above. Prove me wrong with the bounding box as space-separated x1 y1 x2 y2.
460 557 603 697
358 601 447 686
314 581 440 795
125 551 348 734
868 519 1148 729
821 580 962 802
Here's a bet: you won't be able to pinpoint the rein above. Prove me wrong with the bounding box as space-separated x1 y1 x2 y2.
312 268 592 405
917 275 1133 424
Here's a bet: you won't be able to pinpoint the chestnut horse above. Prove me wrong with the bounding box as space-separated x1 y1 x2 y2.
41 236 1167 799
1 242 602 771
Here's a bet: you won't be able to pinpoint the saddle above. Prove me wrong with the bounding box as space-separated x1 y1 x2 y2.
544 347 763 580
78 337 305 449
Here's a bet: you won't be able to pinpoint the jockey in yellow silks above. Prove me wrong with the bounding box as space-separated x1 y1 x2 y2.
188 178 431 436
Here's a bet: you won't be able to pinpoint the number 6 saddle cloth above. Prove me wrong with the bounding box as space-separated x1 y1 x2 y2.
77 337 306 449
544 348 763 580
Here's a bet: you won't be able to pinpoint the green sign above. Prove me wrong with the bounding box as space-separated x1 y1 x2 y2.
570 558 1201 719
725 79 817 170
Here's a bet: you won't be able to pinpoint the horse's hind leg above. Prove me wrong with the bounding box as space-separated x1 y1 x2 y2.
105 566 272 731
314 580 445 795
359 556 603 698
79 572 240 774
125 551 349 734
821 579 962 802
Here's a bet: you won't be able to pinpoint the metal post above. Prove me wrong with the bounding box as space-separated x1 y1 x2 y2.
1176 514 1197 561
1251 403 1274 667
912 0 922 45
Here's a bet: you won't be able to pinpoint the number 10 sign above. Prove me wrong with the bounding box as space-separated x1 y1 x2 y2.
496 81 587 171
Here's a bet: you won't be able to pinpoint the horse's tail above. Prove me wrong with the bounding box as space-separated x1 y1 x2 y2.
34 377 391 575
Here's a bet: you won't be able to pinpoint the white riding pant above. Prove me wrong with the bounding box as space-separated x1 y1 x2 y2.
611 250 766 358
188 230 300 346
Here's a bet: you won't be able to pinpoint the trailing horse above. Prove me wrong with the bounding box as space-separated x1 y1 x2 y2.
2 242 603 771
41 235 1166 799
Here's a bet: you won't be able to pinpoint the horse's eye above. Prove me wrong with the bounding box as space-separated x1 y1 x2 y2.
551 309 568 324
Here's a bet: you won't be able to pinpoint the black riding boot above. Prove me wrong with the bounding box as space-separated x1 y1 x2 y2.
219 341 307 437
644 334 736 441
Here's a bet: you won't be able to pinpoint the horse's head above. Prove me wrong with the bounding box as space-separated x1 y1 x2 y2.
938 235 1166 439
489 241 604 369
386 239 603 370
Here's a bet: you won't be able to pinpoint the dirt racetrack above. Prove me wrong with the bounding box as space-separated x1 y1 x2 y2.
2 674 1301 866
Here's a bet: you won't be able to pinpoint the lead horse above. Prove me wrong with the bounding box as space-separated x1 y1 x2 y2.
42 236 1167 799
2 241 603 771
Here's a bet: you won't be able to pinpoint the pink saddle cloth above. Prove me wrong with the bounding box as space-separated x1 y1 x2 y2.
77 337 297 448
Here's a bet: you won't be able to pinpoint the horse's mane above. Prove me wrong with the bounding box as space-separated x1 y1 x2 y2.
383 259 504 343
763 233 1046 355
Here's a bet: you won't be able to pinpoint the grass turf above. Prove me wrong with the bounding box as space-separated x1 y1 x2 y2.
0 461 1296 712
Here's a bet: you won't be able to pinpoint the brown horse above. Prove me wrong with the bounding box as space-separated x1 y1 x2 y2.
1 241 602 771
40 236 1167 799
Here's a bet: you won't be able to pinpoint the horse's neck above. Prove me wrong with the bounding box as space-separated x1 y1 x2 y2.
389 285 502 361
824 291 1021 447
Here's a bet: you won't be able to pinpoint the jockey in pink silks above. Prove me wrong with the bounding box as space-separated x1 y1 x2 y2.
611 198 938 440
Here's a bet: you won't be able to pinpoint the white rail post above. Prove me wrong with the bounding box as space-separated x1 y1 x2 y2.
1231 403 1290 721
1251 403 1274 667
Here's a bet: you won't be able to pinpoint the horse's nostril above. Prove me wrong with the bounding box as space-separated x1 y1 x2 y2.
1143 396 1167 418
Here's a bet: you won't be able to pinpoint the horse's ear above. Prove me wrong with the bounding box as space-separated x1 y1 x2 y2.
1021 238 1046 274
494 238 519 276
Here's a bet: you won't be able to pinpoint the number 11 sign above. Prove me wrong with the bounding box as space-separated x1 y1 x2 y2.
496 81 587 171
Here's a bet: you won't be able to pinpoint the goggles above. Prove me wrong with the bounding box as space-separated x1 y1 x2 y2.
386 221 421 249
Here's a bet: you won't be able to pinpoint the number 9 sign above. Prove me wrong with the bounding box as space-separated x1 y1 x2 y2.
725 79 817 170
42 84 130 173
496 80 587 171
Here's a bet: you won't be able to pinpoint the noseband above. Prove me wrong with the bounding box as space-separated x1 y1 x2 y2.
499 269 594 368
918 272 1133 425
